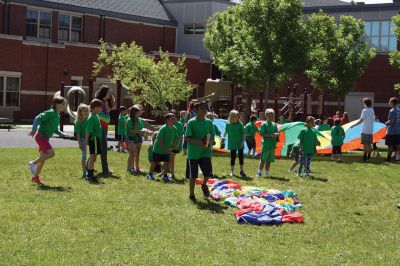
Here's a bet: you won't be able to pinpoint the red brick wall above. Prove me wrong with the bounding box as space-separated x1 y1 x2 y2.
8 4 26 36
0 3 4 34
83 15 100 44
0 38 23 71
162 27 176 53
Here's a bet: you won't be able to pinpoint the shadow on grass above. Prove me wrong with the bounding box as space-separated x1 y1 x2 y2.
38 184 72 192
309 176 328 182
98 173 121 179
263 176 290 182
195 198 228 214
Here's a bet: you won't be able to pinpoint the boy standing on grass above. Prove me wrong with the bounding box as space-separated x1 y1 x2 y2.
257 109 279 177
244 115 259 158
169 110 185 179
298 116 320 178
331 118 345 162
146 113 178 182
85 99 104 183
117 106 129 152
185 101 215 202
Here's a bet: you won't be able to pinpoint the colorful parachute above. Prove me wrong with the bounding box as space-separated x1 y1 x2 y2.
212 119 386 156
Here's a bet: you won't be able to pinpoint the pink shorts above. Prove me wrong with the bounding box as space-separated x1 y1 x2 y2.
35 131 52 152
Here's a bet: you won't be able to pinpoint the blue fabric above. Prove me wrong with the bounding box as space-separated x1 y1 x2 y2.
237 204 283 225
298 154 312 175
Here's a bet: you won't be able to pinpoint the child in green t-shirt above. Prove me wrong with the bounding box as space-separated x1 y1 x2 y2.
85 99 104 182
222 110 246 178
298 116 320 178
148 131 162 174
28 96 68 186
257 109 279 177
244 115 259 158
331 118 345 162
74 104 89 177
146 113 178 182
169 110 185 179
116 106 129 152
318 117 331 131
288 140 301 172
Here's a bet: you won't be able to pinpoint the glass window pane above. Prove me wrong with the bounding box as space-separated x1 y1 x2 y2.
380 36 389 52
381 21 390 36
6 93 19 107
194 25 205 34
59 29 69 41
389 37 398 51
0 77 3 106
39 25 50 39
6 77 19 92
59 15 70 28
71 30 81 42
71 17 82 30
184 25 194 34
390 21 396 36
371 21 379 36
40 12 51 26
371 37 379 50
364 21 371 37
26 23 37 37
26 10 38 23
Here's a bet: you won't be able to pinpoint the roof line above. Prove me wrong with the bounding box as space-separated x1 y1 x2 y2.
10 0 178 27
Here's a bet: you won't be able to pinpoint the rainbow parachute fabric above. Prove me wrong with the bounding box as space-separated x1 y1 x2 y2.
196 178 303 225
212 119 386 156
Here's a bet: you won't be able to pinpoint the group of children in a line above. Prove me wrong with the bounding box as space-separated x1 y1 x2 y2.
28 96 348 200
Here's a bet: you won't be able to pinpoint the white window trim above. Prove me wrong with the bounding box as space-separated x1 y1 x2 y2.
26 8 52 40
0 72 22 108
59 13 83 43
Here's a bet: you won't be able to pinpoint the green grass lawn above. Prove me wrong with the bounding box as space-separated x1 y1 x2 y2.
0 148 399 265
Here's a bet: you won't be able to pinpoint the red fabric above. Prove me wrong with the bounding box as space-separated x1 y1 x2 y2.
35 131 52 152
236 198 264 213
282 212 303 223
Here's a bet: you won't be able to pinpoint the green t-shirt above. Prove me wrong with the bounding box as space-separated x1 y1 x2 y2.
225 122 245 150
86 113 102 140
186 117 215 160
126 117 144 137
331 125 345 146
213 124 221 137
244 122 259 137
318 124 331 131
148 145 154 162
118 115 127 135
38 108 60 138
153 124 178 155
173 121 184 151
298 127 318 155
74 119 87 139
259 121 278 151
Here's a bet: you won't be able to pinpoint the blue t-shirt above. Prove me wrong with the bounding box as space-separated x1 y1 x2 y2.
387 106 400 135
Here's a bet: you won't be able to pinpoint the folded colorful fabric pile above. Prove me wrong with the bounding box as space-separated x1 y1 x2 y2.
195 179 303 225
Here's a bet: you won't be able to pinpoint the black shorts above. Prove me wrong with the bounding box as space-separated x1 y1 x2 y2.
89 137 102 155
152 152 170 162
246 136 256 150
127 135 143 144
332 146 342 155
186 157 213 179
116 134 126 141
385 134 400 146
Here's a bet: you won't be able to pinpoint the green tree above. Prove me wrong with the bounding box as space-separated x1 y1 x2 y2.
93 41 192 115
204 0 308 111
389 15 400 91
305 13 375 108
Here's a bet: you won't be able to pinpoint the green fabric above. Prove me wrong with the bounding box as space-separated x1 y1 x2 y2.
38 109 60 138
173 121 184 151
126 117 144 137
259 121 278 152
213 124 221 137
282 119 290 124
148 145 153 162
86 113 102 140
118 115 127 135
298 127 318 155
331 125 345 146
318 124 331 131
225 122 245 150
153 124 178 155
244 122 259 137
74 119 87 139
185 117 215 160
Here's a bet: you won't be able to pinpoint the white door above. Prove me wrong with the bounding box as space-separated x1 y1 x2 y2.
344 92 375 121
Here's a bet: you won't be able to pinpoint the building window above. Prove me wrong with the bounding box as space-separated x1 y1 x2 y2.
26 9 51 39
59 14 82 42
364 20 397 53
0 76 20 107
184 24 205 35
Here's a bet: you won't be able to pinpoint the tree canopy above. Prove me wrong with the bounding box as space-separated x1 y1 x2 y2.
389 15 400 91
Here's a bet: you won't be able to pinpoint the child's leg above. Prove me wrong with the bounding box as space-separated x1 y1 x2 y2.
238 149 244 172
127 143 134 170
81 144 87 175
265 162 271 171
169 152 176 175
34 149 55 177
86 154 97 178
258 160 265 174
162 161 169 176
298 155 304 175
289 161 298 171
149 161 157 174
230 150 236 173
305 156 311 175
135 144 142 170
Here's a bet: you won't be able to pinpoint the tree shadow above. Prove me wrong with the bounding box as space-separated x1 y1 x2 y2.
263 176 290 182
37 184 72 192
195 198 228 214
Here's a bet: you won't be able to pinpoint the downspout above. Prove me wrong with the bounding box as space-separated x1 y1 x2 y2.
4 0 9 34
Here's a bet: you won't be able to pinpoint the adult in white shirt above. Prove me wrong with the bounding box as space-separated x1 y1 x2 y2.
351 98 375 162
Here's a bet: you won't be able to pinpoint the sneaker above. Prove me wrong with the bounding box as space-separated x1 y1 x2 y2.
256 172 262 178
330 157 335 161
189 195 197 202
162 175 172 182
82 171 87 178
29 161 36 175
337 158 341 162
297 173 302 177
239 171 247 178
265 171 270 177
135 168 143 174
128 168 136 174
85 176 98 183
201 184 210 197
229 172 235 177
304 174 311 178
397 203 400 209
146 173 154 180
31 176 43 185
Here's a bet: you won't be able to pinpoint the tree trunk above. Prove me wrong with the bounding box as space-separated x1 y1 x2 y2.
263 76 270 115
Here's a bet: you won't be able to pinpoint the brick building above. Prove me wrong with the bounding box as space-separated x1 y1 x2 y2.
0 0 399 121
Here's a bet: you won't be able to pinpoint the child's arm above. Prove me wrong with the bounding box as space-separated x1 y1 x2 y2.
186 136 205 147
55 128 66 138
29 115 40 136
85 132 90 146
